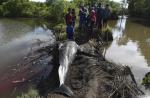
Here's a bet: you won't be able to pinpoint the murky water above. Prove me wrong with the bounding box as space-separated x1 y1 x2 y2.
105 17 150 97
0 18 55 98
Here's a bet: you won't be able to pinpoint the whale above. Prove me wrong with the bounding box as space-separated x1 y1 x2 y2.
38 40 101 96
53 41 79 96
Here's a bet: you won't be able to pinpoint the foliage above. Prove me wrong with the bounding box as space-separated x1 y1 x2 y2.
0 5 3 16
17 89 40 98
0 0 9 5
55 31 67 41
1 0 50 18
49 0 69 22
3 0 30 17
109 1 121 14
128 0 150 18
101 26 113 41
0 0 121 22
142 72 150 89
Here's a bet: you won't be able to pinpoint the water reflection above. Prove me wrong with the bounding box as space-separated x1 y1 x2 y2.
112 17 126 39
0 19 55 68
105 17 150 97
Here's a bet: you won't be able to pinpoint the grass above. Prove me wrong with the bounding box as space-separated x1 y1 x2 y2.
17 89 40 98
53 21 113 42
53 23 79 41
55 31 67 41
95 26 113 42
52 23 66 32
142 72 150 89
102 26 112 33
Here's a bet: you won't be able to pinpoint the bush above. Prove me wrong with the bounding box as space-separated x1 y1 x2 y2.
49 0 68 22
2 0 51 18
2 0 30 17
0 5 3 16
17 89 40 98
142 72 150 89
101 26 113 41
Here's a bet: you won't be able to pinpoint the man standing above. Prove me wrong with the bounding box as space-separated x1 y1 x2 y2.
89 7 96 37
78 6 86 32
65 8 74 40
65 8 72 26
97 3 104 30
103 4 111 28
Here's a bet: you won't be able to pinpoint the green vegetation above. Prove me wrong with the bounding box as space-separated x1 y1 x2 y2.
0 0 50 18
128 0 150 18
0 0 117 41
0 0 76 22
95 26 113 42
17 89 40 98
0 0 121 22
142 72 150 89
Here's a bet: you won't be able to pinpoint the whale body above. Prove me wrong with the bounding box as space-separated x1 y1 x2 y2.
54 41 79 96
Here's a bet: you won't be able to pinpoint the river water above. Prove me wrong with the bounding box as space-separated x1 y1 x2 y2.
105 17 150 97
0 18 55 98
0 18 150 98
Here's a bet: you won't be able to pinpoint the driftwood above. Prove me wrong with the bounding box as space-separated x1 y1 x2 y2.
74 40 144 98
107 65 144 98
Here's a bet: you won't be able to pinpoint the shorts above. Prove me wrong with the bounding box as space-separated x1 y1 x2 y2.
66 26 74 40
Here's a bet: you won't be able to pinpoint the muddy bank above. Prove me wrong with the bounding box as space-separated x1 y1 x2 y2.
17 27 144 98
44 39 143 98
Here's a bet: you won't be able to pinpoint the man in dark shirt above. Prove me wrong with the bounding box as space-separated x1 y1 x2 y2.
103 4 111 28
97 3 105 30
65 8 72 26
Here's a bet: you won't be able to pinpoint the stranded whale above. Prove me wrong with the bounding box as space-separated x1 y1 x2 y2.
54 41 79 96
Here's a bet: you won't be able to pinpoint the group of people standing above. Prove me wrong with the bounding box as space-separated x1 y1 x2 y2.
65 3 111 40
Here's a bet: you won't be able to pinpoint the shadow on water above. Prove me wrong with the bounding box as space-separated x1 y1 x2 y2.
129 18 150 27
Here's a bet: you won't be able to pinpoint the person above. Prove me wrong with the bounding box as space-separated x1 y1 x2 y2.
103 4 111 28
65 8 74 40
78 6 86 32
66 25 74 40
89 7 96 37
65 8 72 26
97 3 105 30
72 8 76 28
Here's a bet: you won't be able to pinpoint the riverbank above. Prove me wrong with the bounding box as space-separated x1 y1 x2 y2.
45 38 143 98
11 17 147 98
40 25 143 98
0 17 150 98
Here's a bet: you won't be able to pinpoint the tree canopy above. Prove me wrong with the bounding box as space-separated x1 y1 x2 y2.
0 0 122 22
128 0 150 18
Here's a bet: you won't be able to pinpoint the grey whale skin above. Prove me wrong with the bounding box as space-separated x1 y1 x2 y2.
54 41 79 96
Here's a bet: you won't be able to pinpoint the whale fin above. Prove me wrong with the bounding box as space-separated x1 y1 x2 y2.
53 84 74 97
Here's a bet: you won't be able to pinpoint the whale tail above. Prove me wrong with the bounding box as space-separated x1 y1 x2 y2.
53 84 74 97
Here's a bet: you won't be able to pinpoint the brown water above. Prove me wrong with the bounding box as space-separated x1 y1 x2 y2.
0 18 55 98
105 17 150 97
